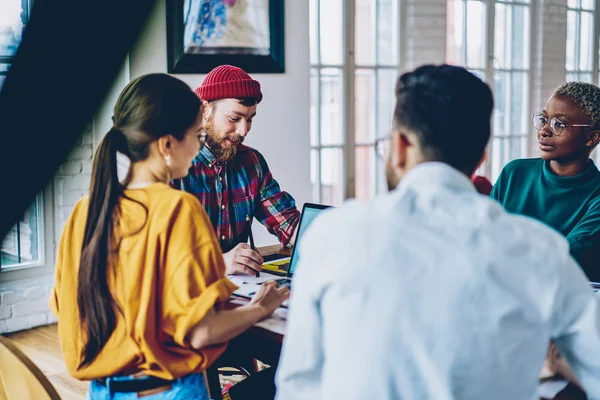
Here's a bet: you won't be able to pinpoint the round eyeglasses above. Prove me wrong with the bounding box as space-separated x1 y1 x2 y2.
532 113 591 136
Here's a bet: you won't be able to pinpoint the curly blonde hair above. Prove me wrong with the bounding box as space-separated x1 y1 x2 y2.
554 81 600 131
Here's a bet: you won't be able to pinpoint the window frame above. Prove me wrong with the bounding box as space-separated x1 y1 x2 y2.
565 0 598 83
447 0 534 181
310 0 402 204
0 184 55 282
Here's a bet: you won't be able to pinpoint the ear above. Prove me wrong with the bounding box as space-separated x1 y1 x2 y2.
392 131 413 170
586 130 600 149
156 135 174 158
201 100 213 124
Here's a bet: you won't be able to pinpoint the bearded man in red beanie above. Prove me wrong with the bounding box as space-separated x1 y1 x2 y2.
172 65 300 276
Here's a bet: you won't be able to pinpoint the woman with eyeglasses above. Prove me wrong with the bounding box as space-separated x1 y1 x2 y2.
490 81 600 281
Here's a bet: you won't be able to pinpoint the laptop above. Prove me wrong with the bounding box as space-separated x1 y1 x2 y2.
230 202 331 302
270 202 331 288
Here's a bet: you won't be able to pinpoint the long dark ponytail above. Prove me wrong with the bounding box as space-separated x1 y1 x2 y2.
77 127 124 367
77 73 200 367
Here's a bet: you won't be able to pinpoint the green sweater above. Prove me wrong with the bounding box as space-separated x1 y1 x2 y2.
490 158 600 281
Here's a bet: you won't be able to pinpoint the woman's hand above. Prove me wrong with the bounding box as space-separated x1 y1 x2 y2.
249 281 290 317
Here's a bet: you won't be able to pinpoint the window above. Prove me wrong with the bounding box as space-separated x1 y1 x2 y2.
565 0 600 163
566 0 596 83
1 200 41 268
0 0 30 90
0 0 46 272
310 0 400 205
447 0 532 182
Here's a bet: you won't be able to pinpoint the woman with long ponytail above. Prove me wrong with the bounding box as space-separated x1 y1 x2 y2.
49 73 289 399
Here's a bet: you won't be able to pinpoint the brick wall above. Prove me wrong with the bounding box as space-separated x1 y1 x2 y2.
54 126 94 239
402 0 447 71
0 124 94 334
531 0 568 156
0 277 57 333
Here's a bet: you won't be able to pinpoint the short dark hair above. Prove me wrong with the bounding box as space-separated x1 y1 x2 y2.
393 64 494 174
554 81 600 131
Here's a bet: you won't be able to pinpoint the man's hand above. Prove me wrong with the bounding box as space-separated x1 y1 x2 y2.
223 243 264 275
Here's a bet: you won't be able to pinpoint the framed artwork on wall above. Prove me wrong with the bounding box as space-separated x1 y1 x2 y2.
167 0 285 73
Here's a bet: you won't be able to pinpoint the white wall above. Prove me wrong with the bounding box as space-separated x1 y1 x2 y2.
129 0 311 246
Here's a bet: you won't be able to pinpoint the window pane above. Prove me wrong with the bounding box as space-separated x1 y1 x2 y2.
580 72 593 82
310 0 319 64
493 71 510 136
494 3 508 69
581 0 594 10
0 0 25 58
509 135 522 162
566 11 577 71
311 149 319 202
310 68 319 146
579 11 593 71
466 1 487 69
491 137 508 182
355 69 375 143
510 72 528 134
446 0 465 65
566 71 578 82
320 68 344 146
1 196 41 267
376 155 388 194
377 0 398 65
490 136 527 183
320 0 343 65
377 68 397 139
320 148 344 205
511 6 530 69
355 146 375 200
568 0 578 8
515 135 527 160
355 0 375 65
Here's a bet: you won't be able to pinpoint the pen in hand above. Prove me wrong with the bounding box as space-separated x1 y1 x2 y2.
246 215 260 277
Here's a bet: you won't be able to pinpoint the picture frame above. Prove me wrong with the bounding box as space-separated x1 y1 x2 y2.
167 0 285 74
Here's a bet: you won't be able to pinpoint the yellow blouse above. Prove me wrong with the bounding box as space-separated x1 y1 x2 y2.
49 183 237 381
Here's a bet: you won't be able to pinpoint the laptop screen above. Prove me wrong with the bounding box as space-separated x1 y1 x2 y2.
288 204 329 276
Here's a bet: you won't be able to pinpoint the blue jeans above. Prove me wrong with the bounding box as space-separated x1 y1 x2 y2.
85 372 210 400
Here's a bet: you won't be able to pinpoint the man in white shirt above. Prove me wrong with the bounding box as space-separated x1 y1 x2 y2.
275 64 600 399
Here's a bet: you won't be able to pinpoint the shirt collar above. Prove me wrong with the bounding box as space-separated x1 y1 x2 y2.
197 145 218 168
542 158 600 188
394 162 476 196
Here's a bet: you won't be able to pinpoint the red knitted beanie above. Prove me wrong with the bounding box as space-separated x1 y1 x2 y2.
194 65 263 103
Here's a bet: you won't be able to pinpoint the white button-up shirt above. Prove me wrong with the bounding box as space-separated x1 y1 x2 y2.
276 162 600 400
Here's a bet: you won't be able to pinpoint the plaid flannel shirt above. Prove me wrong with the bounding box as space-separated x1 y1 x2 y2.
171 144 300 253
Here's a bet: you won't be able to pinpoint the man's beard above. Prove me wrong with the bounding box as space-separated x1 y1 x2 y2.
204 121 244 162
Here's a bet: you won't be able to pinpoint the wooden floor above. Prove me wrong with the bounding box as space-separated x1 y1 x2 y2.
3 324 88 400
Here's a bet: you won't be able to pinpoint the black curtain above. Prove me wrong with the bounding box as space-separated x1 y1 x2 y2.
0 0 157 239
